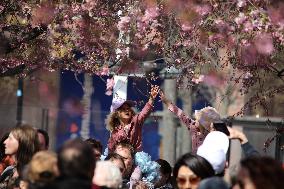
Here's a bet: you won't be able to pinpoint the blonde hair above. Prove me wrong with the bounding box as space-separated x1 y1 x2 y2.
194 107 221 130
105 108 136 132
93 161 122 189
27 151 59 183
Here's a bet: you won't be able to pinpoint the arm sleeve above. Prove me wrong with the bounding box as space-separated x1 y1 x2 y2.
241 142 260 158
135 102 153 125
168 103 196 130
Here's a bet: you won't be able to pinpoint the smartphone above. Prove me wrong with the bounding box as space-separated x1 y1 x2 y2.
213 122 230 136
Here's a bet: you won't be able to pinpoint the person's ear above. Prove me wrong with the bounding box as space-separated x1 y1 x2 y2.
225 161 229 169
209 122 215 132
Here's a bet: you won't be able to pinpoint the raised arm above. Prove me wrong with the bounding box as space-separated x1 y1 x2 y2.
228 127 260 157
148 85 159 106
159 90 196 129
159 90 171 107
136 85 159 124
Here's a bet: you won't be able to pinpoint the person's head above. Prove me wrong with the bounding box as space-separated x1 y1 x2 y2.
37 129 49 150
154 159 172 188
116 103 135 122
105 153 126 176
85 138 103 161
57 138 96 180
113 142 135 179
93 161 122 189
173 153 215 189
235 156 284 189
197 131 229 176
4 124 40 172
26 151 59 184
194 107 220 131
106 100 136 131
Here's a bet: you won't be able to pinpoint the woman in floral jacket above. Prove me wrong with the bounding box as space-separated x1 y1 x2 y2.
159 91 221 154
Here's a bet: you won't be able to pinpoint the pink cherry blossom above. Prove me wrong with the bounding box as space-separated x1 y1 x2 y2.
237 0 247 8
250 10 260 18
254 33 274 55
244 72 253 79
1 0 284 109
240 44 258 65
82 0 97 12
182 40 191 47
227 35 237 48
142 7 159 23
105 78 115 96
192 75 204 84
194 4 211 16
117 16 131 31
241 39 250 47
208 34 224 42
268 3 284 27
0 5 4 13
252 20 261 30
203 73 225 88
142 44 149 51
243 21 253 32
31 2 55 26
215 19 230 34
181 24 192 32
137 21 147 33
100 66 110 76
235 13 247 26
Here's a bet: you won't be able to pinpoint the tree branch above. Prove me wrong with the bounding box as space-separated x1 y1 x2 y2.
3 25 47 55
0 64 26 77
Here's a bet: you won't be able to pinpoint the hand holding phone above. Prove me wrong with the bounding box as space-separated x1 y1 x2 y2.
213 122 230 136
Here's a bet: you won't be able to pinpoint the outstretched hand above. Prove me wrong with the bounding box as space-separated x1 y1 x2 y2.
159 90 171 107
150 85 159 99
148 85 159 104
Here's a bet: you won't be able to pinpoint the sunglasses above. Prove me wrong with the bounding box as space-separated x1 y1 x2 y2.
176 177 201 185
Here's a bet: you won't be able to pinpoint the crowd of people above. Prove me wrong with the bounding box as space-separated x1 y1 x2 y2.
0 85 283 189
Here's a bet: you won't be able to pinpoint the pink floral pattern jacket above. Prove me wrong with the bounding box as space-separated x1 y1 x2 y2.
168 103 209 154
107 102 153 152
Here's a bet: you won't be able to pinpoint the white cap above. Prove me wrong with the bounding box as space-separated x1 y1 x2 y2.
110 98 136 112
197 131 229 174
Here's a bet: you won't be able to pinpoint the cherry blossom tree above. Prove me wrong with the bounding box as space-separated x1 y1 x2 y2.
1 0 284 114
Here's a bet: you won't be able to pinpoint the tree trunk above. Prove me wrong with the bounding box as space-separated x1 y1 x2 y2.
80 74 93 139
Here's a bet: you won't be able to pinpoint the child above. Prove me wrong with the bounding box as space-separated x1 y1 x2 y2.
106 85 159 152
159 91 221 154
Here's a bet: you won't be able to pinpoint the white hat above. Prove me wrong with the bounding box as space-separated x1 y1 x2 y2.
110 98 136 112
197 131 229 174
